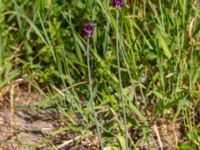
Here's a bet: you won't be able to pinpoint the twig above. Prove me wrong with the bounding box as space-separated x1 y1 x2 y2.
57 135 81 149
152 124 163 150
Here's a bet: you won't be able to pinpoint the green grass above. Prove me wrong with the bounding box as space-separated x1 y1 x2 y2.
0 0 200 149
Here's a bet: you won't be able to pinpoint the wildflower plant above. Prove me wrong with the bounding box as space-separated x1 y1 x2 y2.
84 23 104 149
84 23 94 38
112 0 124 8
112 0 128 149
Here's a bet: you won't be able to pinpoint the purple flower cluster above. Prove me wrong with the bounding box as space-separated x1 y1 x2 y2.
112 0 124 8
84 1 124 38
84 23 94 38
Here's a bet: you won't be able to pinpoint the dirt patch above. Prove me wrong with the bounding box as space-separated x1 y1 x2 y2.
0 83 99 150
0 83 57 149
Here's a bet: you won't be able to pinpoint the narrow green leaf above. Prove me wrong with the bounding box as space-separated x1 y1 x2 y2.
155 29 172 59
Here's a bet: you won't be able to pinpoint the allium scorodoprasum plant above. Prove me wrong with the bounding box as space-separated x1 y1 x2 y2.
112 0 124 8
84 23 104 149
84 23 94 38
113 0 128 149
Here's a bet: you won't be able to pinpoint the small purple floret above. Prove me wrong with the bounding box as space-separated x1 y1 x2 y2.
84 23 94 38
112 0 124 8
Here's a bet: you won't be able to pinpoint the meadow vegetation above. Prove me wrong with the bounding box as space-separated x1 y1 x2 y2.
0 0 200 149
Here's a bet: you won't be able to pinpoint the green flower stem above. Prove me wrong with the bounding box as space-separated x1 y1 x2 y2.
116 9 128 150
86 37 104 149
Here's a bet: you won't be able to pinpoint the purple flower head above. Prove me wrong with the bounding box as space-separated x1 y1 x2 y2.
84 23 94 38
112 0 124 8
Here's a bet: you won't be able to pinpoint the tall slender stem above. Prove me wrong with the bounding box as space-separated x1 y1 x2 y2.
0 31 2 82
87 38 104 149
116 9 128 149
189 43 194 93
